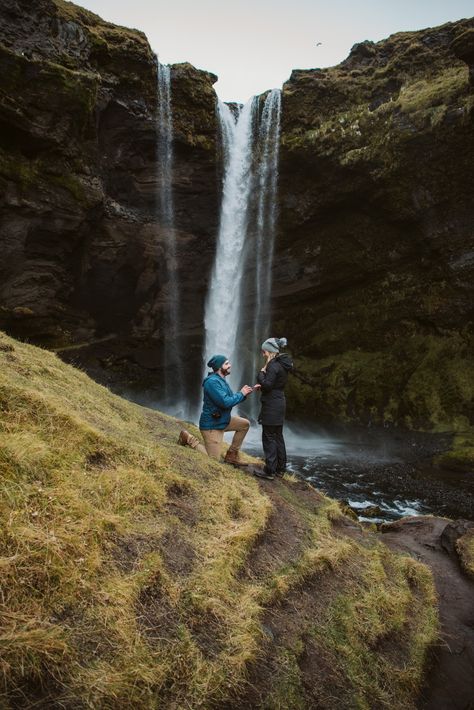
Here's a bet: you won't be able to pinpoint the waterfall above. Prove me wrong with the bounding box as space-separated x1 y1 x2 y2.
156 60 183 402
249 89 282 395
203 90 282 400
203 98 257 377
157 62 173 230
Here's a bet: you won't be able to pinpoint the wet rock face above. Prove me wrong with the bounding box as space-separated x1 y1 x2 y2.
1 3 473 428
276 18 474 429
0 0 219 393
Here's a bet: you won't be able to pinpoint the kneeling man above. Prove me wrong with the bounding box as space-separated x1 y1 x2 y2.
178 354 254 466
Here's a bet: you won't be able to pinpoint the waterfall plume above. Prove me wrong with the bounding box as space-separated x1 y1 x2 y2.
203 90 282 401
250 89 282 398
203 98 257 378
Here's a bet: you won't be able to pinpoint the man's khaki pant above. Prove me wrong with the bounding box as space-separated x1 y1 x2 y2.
199 416 250 460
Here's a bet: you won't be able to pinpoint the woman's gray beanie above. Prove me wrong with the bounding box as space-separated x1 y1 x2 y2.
261 337 288 353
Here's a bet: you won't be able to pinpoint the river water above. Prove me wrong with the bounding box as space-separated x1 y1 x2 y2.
241 423 474 523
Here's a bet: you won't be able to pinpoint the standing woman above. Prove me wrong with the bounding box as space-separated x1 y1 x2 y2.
255 337 293 480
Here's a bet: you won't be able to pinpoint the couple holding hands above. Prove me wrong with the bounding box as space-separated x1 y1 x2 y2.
178 337 293 481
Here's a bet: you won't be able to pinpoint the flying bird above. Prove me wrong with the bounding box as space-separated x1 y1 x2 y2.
315 42 322 46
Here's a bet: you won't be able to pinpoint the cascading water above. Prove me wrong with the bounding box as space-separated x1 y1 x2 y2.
203 98 257 378
203 90 282 402
156 60 183 403
249 89 282 409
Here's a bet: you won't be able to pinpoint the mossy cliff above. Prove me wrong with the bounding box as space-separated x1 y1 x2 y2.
0 331 438 707
0 2 473 447
0 0 219 386
276 19 474 437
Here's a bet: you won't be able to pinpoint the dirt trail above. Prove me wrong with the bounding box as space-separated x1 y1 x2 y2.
381 516 474 709
239 485 311 582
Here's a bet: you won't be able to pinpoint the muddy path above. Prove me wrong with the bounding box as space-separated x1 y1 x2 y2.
381 516 474 709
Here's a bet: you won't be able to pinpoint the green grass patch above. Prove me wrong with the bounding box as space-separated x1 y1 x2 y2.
396 66 468 114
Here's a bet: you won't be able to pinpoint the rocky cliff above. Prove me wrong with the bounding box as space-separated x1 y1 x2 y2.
276 20 474 431
1 1 473 434
0 0 219 399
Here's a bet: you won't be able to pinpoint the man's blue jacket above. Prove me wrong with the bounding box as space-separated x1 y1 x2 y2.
199 373 245 430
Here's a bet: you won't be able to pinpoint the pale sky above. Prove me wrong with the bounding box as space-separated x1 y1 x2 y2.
75 0 473 102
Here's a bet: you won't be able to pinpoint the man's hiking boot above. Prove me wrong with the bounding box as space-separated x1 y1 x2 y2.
223 449 249 467
253 468 275 481
177 429 193 447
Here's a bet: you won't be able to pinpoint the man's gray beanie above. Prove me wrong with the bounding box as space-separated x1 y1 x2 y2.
261 337 288 353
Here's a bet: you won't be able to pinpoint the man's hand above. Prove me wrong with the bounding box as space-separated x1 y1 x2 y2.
253 384 262 390
240 385 253 397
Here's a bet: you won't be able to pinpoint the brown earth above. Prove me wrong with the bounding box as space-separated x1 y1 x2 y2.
381 516 474 709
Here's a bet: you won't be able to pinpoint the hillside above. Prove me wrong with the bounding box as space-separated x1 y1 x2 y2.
0 331 438 708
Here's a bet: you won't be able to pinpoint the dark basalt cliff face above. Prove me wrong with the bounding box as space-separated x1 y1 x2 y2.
276 20 474 430
0 1 473 433
0 0 219 396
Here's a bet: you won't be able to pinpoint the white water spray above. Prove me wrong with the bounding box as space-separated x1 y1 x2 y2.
203 91 282 396
250 89 282 395
203 98 257 375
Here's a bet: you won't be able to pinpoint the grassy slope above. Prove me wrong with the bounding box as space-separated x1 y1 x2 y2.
0 332 438 708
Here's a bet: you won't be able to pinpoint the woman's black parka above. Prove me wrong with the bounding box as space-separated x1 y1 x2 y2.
257 353 294 426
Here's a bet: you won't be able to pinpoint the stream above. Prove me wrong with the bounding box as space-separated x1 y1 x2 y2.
241 424 474 522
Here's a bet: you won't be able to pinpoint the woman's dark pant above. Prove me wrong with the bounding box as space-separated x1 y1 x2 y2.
262 425 286 474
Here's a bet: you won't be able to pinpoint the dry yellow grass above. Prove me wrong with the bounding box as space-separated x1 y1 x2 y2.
456 529 474 579
0 331 438 708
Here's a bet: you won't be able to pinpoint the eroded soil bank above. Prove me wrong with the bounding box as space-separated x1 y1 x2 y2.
381 517 474 709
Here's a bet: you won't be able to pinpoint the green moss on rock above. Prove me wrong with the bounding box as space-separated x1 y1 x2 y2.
0 148 95 206
277 18 474 431
0 44 99 140
286 333 473 431
436 430 474 472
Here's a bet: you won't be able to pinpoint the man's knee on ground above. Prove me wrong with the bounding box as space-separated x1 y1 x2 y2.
207 450 221 460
